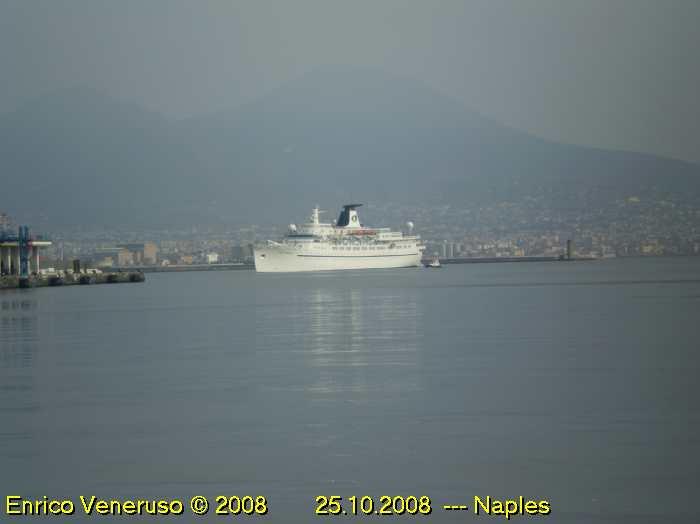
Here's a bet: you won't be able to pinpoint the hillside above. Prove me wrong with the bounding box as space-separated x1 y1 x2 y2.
1 68 699 227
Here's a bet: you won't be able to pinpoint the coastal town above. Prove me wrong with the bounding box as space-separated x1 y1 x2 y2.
3 191 698 273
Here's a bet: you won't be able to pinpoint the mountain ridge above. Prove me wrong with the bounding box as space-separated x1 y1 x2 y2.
1 68 698 227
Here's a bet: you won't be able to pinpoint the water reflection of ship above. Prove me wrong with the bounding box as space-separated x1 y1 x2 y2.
303 286 421 396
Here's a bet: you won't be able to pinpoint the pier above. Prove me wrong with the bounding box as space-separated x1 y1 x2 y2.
1 225 146 290
1 271 145 290
436 255 595 264
111 262 254 273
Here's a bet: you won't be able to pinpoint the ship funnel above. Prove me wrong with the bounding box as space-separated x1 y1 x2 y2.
337 204 363 228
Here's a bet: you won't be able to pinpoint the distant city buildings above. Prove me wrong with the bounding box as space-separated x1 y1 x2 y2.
117 243 158 265
15 192 700 269
75 238 257 268
90 242 158 267
92 247 132 268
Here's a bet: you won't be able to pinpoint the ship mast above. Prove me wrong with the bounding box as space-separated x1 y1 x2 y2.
311 206 321 225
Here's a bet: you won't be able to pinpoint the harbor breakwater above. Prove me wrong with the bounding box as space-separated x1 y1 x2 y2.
0 272 145 290
108 257 596 275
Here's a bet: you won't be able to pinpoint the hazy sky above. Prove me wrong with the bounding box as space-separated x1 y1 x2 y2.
1 0 699 163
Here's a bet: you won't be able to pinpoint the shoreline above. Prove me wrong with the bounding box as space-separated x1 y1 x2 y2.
110 256 597 274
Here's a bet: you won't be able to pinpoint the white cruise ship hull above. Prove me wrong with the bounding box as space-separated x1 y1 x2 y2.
255 204 424 273
254 247 422 273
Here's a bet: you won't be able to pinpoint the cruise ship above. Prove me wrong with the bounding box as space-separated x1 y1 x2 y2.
254 204 424 272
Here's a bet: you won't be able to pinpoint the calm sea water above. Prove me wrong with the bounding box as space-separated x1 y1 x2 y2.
1 258 699 522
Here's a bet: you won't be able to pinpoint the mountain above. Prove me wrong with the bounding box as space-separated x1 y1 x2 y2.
1 68 699 228
0 87 206 227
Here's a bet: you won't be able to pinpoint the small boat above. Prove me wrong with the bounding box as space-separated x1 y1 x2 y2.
424 257 441 268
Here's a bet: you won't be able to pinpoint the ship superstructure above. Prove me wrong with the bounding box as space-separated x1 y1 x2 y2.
253 204 424 272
